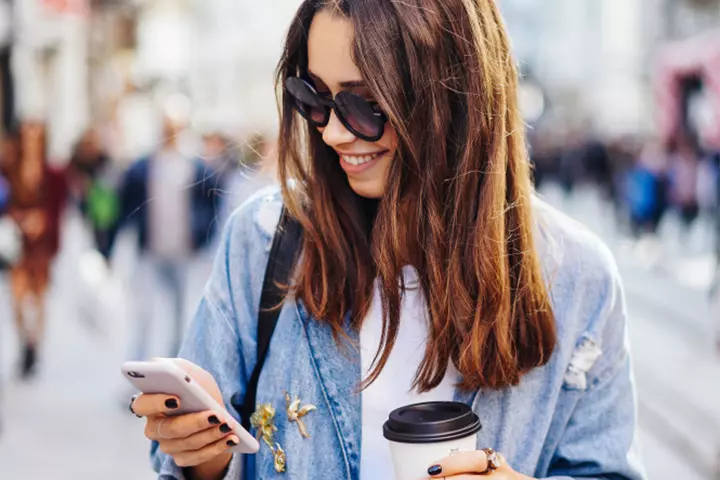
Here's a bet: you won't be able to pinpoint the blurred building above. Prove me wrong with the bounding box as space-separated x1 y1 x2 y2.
503 0 720 141
189 0 299 135
502 0 648 137
664 0 720 39
12 0 90 160
0 0 14 133
87 0 302 158
653 0 720 149
6 0 720 156
3 0 305 161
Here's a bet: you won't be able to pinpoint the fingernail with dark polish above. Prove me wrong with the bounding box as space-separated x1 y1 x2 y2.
220 424 231 434
226 440 237 447
208 415 220 425
165 399 179 409
428 465 442 476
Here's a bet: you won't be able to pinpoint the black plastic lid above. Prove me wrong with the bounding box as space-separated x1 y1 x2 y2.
382 401 482 444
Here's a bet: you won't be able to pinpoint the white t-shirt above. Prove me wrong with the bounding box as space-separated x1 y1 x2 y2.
148 148 195 259
360 266 459 480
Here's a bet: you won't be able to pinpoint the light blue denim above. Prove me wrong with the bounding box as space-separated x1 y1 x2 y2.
152 186 646 480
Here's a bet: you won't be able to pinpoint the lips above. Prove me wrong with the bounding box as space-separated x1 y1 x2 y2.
340 151 386 166
338 150 389 174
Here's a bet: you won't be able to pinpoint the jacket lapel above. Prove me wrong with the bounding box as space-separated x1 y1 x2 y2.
297 301 362 480
297 299 485 480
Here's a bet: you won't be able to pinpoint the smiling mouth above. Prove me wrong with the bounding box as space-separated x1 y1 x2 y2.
339 151 388 166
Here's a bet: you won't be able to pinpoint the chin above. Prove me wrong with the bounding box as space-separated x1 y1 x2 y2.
348 180 385 199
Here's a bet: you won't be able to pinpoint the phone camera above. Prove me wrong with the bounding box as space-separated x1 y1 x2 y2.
128 371 145 378
185 375 191 383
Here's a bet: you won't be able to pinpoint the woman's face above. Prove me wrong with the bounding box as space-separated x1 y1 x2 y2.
307 10 397 199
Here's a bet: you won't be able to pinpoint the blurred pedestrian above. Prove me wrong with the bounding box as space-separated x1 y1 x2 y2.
0 136 11 212
4 122 67 379
706 149 720 353
67 129 120 259
0 131 22 270
199 131 235 179
557 128 585 199
583 138 612 198
606 137 638 232
626 139 669 238
133 2 643 479
528 129 556 190
668 136 700 238
197 131 236 227
218 133 278 222
110 114 219 362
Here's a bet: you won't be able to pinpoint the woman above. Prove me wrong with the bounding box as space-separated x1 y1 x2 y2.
131 1 644 479
6 122 67 378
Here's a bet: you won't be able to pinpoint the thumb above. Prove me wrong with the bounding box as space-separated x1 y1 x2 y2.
155 358 225 405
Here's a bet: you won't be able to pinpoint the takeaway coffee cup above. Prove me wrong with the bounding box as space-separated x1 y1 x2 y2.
383 401 482 480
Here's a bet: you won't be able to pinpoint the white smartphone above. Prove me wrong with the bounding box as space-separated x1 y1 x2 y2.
122 360 259 454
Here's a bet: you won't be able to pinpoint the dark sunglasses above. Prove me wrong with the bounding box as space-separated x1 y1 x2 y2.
285 77 388 142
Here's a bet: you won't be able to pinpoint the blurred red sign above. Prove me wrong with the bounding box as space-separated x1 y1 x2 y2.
41 0 89 16
655 31 720 148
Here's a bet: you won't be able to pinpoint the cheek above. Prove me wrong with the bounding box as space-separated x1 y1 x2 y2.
378 126 398 153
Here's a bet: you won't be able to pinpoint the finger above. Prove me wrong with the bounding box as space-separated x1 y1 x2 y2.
146 411 224 441
159 422 233 454
153 357 206 379
443 475 511 480
169 358 225 401
153 358 225 405
173 434 240 468
131 393 181 417
428 450 488 477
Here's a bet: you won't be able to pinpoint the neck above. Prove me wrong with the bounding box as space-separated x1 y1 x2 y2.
356 195 380 237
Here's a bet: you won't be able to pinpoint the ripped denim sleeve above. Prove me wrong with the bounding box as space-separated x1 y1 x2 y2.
563 337 603 391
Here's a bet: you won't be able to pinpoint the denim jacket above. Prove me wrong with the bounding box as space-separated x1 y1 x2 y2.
152 187 646 480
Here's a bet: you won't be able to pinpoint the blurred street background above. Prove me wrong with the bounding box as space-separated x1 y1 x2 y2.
0 1 719 479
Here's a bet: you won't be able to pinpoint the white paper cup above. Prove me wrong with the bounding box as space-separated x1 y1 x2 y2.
383 402 482 480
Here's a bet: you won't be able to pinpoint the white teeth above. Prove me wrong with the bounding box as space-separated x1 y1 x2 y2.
342 152 382 166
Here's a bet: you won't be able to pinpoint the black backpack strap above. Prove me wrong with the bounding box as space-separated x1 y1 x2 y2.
233 206 302 430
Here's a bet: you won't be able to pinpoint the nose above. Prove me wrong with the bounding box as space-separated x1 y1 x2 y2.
321 110 356 148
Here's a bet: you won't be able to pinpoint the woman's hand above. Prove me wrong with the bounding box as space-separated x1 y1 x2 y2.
131 359 239 480
427 450 534 479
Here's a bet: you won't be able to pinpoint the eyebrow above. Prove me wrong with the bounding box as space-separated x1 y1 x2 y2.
308 70 367 89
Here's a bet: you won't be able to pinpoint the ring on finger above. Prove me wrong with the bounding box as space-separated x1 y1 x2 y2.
129 394 142 418
480 448 504 474
157 418 171 440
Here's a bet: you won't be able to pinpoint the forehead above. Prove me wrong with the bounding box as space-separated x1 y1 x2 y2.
307 10 362 86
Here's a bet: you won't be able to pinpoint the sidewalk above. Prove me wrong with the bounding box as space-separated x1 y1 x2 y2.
0 215 207 480
542 185 720 480
0 271 157 479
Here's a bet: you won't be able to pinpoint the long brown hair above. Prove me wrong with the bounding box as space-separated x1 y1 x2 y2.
276 0 556 391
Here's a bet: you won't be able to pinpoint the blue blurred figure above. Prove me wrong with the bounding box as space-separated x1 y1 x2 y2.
625 140 669 238
108 114 219 361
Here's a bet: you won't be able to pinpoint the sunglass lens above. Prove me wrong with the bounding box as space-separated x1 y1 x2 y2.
286 78 327 125
335 92 384 140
